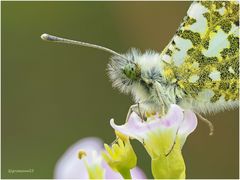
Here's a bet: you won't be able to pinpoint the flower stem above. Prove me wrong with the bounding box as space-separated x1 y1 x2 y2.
119 168 132 179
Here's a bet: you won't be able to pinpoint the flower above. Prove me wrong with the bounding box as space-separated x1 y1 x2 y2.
102 132 137 179
54 137 146 179
110 104 198 179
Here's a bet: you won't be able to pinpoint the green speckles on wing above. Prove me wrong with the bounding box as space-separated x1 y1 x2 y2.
203 12 211 27
187 48 195 56
219 81 230 91
210 92 221 102
188 18 197 25
200 1 212 9
231 59 239 75
229 81 237 93
166 49 173 56
214 1 225 9
202 37 210 49
220 48 229 59
183 16 197 26
227 35 239 56
219 19 232 33
212 11 222 25
160 1 239 103
177 30 201 46
191 50 218 66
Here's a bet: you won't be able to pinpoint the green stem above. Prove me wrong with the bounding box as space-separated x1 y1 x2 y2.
118 168 132 179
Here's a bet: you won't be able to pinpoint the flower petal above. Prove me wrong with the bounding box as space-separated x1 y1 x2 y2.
110 104 186 158
54 137 146 179
110 104 184 144
54 137 103 179
178 109 198 147
131 167 147 179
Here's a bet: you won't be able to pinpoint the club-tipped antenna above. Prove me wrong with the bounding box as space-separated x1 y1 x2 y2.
41 33 129 61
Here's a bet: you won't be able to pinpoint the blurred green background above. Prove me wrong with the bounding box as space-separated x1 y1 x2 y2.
2 1 239 179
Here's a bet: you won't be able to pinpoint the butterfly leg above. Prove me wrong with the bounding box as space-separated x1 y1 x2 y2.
110 103 144 145
196 113 214 136
113 105 140 145
125 104 137 122
153 81 167 116
153 81 179 156
137 102 145 121
125 102 145 123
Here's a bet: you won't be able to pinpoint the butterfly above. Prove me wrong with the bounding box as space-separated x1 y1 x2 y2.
108 1 239 118
41 1 239 132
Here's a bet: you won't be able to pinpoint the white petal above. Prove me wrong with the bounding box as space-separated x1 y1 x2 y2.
54 137 103 179
110 104 184 143
178 110 198 147
54 137 146 179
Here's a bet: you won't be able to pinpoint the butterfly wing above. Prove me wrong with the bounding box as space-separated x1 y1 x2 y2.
160 1 239 112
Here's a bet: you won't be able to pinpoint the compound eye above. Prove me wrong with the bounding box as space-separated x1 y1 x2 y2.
123 64 137 80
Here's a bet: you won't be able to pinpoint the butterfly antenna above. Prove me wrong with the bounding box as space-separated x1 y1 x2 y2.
41 33 129 61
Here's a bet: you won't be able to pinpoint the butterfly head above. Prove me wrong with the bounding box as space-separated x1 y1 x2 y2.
107 48 162 95
107 48 142 94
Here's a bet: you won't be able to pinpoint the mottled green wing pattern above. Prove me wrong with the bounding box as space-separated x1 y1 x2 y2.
161 1 239 104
